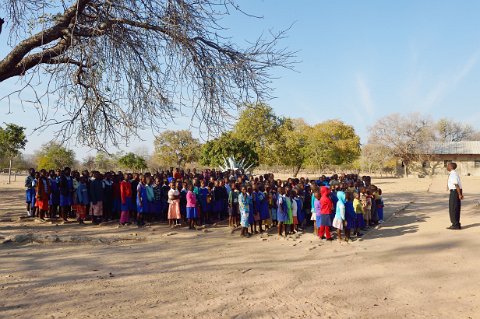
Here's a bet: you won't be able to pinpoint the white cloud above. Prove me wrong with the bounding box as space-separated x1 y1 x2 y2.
355 74 375 116
420 48 480 111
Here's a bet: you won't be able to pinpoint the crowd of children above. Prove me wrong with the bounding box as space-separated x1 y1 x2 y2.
24 167 384 241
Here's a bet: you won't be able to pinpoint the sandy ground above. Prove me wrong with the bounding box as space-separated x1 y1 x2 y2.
1 176 480 318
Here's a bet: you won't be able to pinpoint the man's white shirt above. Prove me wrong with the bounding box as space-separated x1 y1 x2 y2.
448 170 462 190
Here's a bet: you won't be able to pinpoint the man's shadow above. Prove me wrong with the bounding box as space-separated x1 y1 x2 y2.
461 223 480 230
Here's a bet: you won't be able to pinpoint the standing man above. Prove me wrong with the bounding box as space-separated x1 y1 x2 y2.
447 162 463 230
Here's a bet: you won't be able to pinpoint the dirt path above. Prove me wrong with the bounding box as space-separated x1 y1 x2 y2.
1 177 479 318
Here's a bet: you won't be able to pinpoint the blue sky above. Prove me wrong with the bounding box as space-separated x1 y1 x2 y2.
1 0 480 159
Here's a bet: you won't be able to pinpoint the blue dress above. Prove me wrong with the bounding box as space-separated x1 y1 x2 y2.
239 193 250 227
295 198 304 224
248 194 255 225
345 201 356 230
136 184 148 214
59 177 73 207
49 178 60 206
258 192 270 220
277 195 287 223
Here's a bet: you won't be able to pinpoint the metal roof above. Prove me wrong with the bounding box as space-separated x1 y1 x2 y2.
428 141 480 155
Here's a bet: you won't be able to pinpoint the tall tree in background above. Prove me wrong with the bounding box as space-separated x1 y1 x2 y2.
369 113 432 177
0 0 293 149
200 132 259 169
279 118 309 177
434 118 477 142
117 152 147 171
305 120 361 169
232 103 286 166
154 130 200 168
0 123 27 183
36 142 75 171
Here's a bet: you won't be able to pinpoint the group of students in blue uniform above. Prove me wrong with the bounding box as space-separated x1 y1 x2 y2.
24 166 383 241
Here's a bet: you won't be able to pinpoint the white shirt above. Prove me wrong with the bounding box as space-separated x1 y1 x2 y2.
292 199 297 217
448 170 462 190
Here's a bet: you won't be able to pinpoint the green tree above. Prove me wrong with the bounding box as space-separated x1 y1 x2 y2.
305 120 361 169
94 151 117 171
154 130 201 167
232 103 285 166
36 143 75 171
279 118 309 177
201 133 259 169
0 123 27 183
117 153 148 171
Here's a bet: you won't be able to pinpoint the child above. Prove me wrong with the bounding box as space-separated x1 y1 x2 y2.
145 176 155 222
344 192 356 241
167 182 181 227
284 189 293 234
247 187 255 234
89 171 104 225
186 184 198 229
268 187 278 227
152 177 163 221
258 185 270 231
333 190 346 241
48 170 59 219
59 168 73 221
361 188 372 227
120 174 132 225
311 186 317 235
228 182 239 228
353 192 364 236
295 191 304 231
25 168 36 217
318 186 333 240
377 188 384 223
35 169 51 220
238 186 251 237
276 187 287 237
291 190 298 233
75 176 89 224
136 176 148 227
251 186 260 233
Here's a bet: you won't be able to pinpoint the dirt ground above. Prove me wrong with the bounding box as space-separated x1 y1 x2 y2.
1 176 479 319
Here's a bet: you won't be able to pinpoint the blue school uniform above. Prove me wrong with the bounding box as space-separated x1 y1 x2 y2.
49 177 60 206
199 187 208 213
270 192 278 221
345 201 356 230
295 197 304 224
277 195 288 223
258 192 270 220
59 176 73 207
25 175 35 204
76 183 89 205
248 193 255 225
136 183 148 214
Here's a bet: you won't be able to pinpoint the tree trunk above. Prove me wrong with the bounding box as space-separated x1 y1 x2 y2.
292 164 302 178
404 163 408 178
8 158 12 184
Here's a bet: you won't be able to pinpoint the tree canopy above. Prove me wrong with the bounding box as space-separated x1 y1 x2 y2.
0 123 27 160
232 103 288 166
154 130 200 167
35 142 75 171
117 152 147 171
200 132 259 169
0 0 293 149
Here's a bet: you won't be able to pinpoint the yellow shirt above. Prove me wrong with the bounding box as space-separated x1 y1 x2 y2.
353 198 363 215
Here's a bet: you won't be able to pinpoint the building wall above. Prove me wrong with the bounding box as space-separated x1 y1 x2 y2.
397 156 480 177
